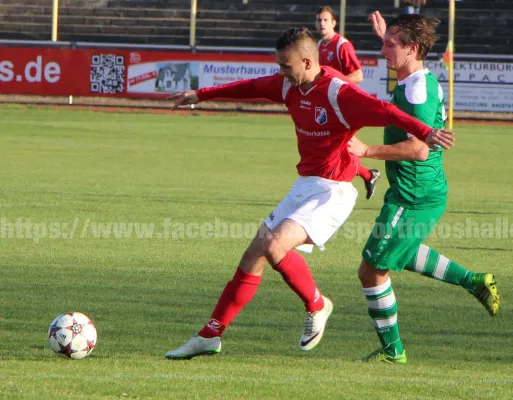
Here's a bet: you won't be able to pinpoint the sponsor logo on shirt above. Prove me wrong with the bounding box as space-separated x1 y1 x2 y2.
300 99 312 110
315 107 328 125
296 128 331 136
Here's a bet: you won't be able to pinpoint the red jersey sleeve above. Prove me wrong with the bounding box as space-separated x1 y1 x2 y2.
338 85 432 140
196 74 285 104
338 41 361 76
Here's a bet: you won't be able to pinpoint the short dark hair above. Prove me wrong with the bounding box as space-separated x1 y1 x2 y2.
387 14 440 60
316 5 337 22
275 27 315 51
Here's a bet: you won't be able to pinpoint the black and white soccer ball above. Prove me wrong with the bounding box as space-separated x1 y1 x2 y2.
48 312 97 359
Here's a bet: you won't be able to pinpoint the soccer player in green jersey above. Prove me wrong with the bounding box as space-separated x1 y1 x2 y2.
348 12 500 364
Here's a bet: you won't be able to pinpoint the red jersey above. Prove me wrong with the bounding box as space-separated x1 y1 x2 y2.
318 34 361 76
196 67 432 182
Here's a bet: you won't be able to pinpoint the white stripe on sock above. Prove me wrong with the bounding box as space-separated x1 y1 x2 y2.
373 313 398 329
415 244 430 273
367 291 396 310
433 255 450 279
361 278 391 296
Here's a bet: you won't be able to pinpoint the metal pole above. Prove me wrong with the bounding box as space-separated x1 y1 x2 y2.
52 0 72 103
447 0 455 130
339 0 346 36
51 0 59 41
190 0 198 48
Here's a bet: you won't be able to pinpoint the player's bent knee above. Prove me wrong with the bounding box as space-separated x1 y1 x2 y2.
261 236 287 266
358 259 385 286
358 260 378 286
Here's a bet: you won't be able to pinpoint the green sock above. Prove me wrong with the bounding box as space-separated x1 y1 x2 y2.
362 278 404 357
405 244 474 289
405 244 474 290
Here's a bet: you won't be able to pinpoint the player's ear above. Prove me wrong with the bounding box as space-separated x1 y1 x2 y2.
304 58 312 70
409 42 420 55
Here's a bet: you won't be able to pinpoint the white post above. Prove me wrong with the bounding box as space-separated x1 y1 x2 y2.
52 0 72 104
51 0 59 41
447 0 455 130
190 0 198 48
339 0 346 36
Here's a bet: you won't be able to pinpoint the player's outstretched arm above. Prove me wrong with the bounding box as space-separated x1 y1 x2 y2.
167 90 200 110
337 85 454 148
349 136 430 161
369 11 387 40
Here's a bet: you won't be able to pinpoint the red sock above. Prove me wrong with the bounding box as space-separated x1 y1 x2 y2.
272 251 324 312
199 268 262 338
356 158 372 181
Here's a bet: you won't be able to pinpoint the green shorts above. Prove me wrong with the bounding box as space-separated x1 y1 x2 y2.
362 202 446 271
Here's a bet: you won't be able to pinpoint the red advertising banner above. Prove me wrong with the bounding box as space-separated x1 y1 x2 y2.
2 46 513 112
0 47 125 96
0 46 377 101
0 47 275 98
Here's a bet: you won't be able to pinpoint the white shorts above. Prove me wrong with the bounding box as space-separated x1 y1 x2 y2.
264 176 358 250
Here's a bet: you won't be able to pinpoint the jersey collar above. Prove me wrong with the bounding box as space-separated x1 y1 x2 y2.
397 68 429 85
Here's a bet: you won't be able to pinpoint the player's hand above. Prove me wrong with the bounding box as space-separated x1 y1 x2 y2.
426 129 455 150
348 136 369 157
167 90 199 109
369 11 387 40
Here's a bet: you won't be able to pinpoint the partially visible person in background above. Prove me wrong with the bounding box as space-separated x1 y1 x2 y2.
403 0 427 14
315 6 363 84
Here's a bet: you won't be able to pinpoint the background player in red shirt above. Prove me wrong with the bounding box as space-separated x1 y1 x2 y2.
164 27 454 360
316 6 363 84
316 5 380 199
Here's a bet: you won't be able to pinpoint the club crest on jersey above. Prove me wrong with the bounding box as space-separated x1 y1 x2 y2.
315 107 328 125
327 52 334 61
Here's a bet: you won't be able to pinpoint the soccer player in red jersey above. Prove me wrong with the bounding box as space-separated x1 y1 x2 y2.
316 6 380 199
316 6 363 84
164 27 454 360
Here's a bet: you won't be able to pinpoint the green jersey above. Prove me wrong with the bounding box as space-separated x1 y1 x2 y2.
384 69 448 209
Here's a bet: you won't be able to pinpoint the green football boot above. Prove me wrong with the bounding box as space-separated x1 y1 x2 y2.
467 273 500 316
360 348 408 364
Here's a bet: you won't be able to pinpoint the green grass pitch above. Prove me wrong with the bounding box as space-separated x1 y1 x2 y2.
1 104 512 399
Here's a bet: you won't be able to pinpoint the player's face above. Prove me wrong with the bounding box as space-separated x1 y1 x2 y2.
276 46 308 87
315 12 336 39
381 27 414 72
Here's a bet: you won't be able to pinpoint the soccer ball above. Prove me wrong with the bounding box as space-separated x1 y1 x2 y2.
48 312 97 359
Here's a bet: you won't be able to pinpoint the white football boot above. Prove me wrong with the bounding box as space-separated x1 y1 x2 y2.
165 333 222 360
298 296 333 351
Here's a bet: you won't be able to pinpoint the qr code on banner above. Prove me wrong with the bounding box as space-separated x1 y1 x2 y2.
90 54 125 93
